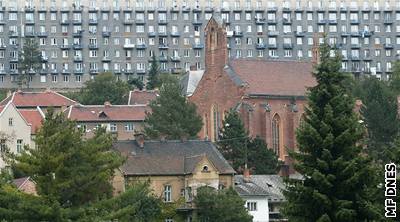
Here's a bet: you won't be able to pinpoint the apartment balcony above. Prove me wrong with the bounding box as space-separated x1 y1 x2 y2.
349 7 359 12
233 31 243 37
114 69 122 74
267 6 278 12
74 56 83 62
101 7 110 12
62 69 71 74
341 32 350 37
41 56 49 63
73 6 83 12
329 19 338 24
159 44 169 49
192 43 204 49
89 19 98 25
221 6 230 12
295 31 305 37
268 43 278 49
384 43 394 49
73 19 83 25
193 6 202 12
158 7 167 12
135 19 145 24
51 69 58 74
49 7 57 12
37 32 48 37
148 32 157 37
88 7 99 12
283 43 293 49
60 7 70 12
89 69 99 74
72 31 84 37
282 18 292 24
158 19 168 24
60 44 70 50
0 20 5 24
159 56 168 62
125 69 134 74
74 69 84 74
170 56 181 62
351 56 360 61
363 56 373 61
328 6 338 12
8 31 19 37
102 31 111 37
158 32 168 37
102 57 111 62
25 19 35 25
60 20 70 25
254 6 265 12
350 44 361 48
254 18 266 24
123 7 133 12
88 44 99 49
136 43 147 49
113 7 121 12
362 7 371 12
136 69 146 74
123 19 134 25
0 45 6 50
192 20 203 25
267 31 279 36
40 69 47 74
25 32 35 38
170 32 180 37
204 6 213 12
267 19 277 24
255 43 267 49
147 6 155 11
282 7 291 12
171 68 183 74
384 19 393 24
170 6 180 12
73 44 83 50
350 19 360 24
317 19 327 24
123 43 135 49
350 32 361 37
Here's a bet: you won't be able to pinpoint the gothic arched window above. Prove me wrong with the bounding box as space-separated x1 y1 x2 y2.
272 114 281 157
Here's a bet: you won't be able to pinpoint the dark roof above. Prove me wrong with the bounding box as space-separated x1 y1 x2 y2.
66 104 148 122
0 90 77 108
227 59 316 97
128 90 158 105
114 140 235 176
235 175 285 202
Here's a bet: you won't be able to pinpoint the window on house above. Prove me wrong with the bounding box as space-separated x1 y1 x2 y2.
272 114 281 157
164 185 172 202
125 123 134 131
0 139 6 152
202 165 209 172
247 202 257 211
16 139 23 153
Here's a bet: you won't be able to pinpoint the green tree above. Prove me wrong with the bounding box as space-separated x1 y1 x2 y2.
10 109 124 207
18 38 42 89
128 77 144 90
195 186 252 222
389 60 400 94
144 76 203 139
218 110 279 174
358 77 399 162
283 43 380 221
147 55 161 90
78 72 130 105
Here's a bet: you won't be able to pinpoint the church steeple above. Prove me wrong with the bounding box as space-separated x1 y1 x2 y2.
204 16 228 70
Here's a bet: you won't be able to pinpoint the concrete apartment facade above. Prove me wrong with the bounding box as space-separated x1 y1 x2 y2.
0 0 398 89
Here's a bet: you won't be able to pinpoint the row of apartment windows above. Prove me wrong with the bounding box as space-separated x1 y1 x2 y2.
77 123 135 133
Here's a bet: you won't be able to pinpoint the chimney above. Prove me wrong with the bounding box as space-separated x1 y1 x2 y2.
135 133 145 148
243 164 251 183
104 101 111 107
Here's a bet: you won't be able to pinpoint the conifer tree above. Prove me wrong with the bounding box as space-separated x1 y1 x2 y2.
147 55 160 90
18 38 42 89
144 75 203 139
283 43 380 221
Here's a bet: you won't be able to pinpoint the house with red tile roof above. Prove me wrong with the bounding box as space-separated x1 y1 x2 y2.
0 90 77 112
0 102 44 168
127 90 158 105
13 177 37 195
66 102 149 140
189 17 317 175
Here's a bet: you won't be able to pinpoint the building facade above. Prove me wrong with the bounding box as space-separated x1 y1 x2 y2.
0 0 398 89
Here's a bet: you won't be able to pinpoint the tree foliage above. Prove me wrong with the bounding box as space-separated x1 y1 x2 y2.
77 72 130 105
147 55 161 90
18 38 42 89
144 76 203 139
218 110 279 174
283 43 380 221
195 186 252 222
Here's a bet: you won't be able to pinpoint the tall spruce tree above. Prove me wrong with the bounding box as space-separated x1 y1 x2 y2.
144 75 203 139
283 43 380 221
147 55 160 90
18 38 42 89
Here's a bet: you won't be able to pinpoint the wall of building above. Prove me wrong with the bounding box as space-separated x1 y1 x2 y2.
78 121 144 140
243 196 269 222
0 104 32 168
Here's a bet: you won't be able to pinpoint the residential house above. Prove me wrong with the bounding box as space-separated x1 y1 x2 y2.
235 173 286 222
188 17 316 174
128 90 158 105
112 138 236 221
66 102 148 140
13 177 37 196
0 102 44 168
0 90 78 112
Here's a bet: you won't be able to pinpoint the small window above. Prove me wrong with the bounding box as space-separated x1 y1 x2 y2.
247 202 257 211
0 139 6 152
164 185 172 202
125 123 134 131
8 118 13 126
16 139 23 153
202 165 209 172
110 123 117 132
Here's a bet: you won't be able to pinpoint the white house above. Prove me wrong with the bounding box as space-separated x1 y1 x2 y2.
235 174 286 222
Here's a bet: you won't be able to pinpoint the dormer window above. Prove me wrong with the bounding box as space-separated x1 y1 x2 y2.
202 165 209 172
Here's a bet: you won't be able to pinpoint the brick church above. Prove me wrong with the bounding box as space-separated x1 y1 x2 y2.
188 17 316 173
